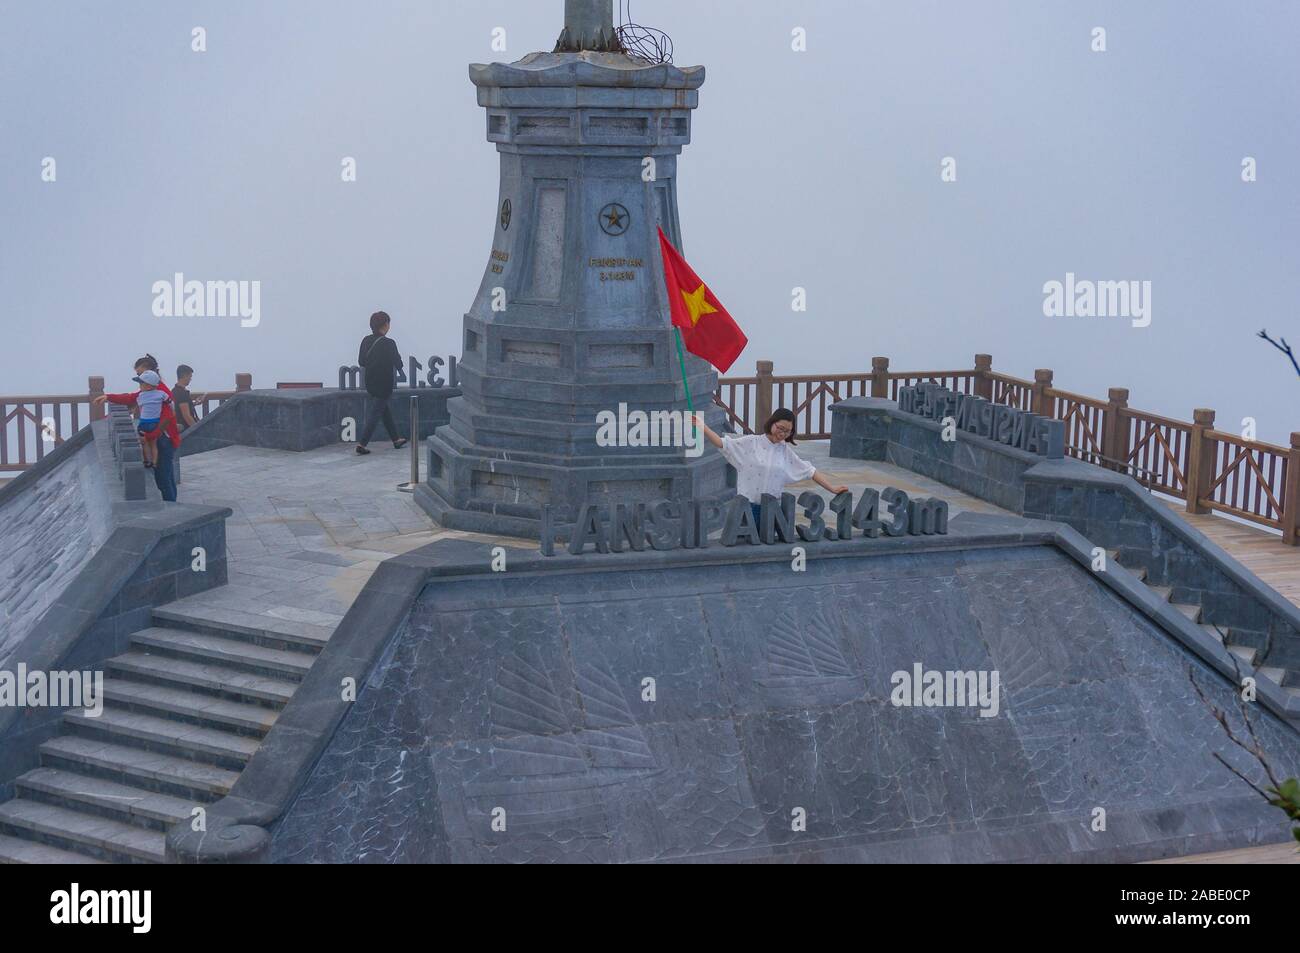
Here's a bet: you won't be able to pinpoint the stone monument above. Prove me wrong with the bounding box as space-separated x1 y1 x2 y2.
417 0 735 538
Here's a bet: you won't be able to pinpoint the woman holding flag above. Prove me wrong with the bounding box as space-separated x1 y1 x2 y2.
692 410 850 524
656 227 848 519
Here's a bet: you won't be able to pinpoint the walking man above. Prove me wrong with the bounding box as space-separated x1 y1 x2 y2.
355 311 408 455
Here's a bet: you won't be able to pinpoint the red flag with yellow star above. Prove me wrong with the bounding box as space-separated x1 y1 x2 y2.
657 227 747 373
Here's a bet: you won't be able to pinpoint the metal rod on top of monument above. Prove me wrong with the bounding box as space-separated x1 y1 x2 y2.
556 0 620 52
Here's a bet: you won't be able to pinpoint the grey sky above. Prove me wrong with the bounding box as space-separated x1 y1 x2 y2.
2 0 1297 444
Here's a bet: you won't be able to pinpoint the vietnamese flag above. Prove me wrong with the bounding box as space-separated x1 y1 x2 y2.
657 227 748 373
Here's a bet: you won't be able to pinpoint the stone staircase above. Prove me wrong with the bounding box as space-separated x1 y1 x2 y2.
1108 550 1300 703
0 605 326 863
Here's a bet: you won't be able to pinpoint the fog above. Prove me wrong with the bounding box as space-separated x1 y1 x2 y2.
2 0 1296 443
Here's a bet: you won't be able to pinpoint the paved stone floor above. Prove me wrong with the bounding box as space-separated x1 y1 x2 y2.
793 441 1009 518
172 444 535 640
170 440 1012 641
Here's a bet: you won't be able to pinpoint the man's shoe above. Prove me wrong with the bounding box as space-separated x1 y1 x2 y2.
355 445 371 455
393 438 408 450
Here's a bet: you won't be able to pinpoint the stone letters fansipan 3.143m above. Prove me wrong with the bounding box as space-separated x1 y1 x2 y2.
541 488 949 556
897 382 1065 459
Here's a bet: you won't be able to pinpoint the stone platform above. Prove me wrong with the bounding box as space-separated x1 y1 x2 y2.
136 437 1300 863
10 433 1298 864
259 522 1300 863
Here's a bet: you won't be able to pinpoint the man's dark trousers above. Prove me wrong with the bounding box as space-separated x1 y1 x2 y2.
360 397 399 447
155 438 178 502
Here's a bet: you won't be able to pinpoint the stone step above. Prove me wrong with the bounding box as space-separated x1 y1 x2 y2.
64 707 259 767
107 651 296 706
39 736 238 800
130 627 313 680
0 799 165 863
1144 583 1203 622
102 678 278 735
1226 643 1258 667
1199 623 1225 644
153 605 330 654
16 767 196 830
0 832 105 864
1104 549 1148 580
1258 666 1288 686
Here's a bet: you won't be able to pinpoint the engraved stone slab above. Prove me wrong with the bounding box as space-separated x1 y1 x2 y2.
270 544 1300 863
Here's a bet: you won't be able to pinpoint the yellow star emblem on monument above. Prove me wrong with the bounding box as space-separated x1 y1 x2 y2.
680 283 717 326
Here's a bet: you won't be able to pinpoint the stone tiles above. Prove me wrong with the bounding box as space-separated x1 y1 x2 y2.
171 444 534 638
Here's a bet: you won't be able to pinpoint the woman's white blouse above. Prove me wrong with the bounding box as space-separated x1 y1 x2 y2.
719 434 817 503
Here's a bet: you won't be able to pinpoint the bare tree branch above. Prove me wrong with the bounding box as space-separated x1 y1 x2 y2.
1188 664 1276 802
1258 329 1300 377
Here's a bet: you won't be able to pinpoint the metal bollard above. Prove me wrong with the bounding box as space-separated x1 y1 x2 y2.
398 395 419 493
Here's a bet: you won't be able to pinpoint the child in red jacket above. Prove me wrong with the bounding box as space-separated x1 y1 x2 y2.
93 370 182 468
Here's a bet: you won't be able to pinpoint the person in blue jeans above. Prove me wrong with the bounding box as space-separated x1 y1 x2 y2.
94 356 182 501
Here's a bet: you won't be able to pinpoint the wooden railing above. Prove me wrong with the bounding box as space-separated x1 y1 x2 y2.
6 362 1296 544
714 359 979 439
1201 427 1292 531
1044 387 1108 466
195 380 247 419
1119 407 1191 497
0 374 251 473
989 371 1034 412
0 391 95 472
717 354 1300 545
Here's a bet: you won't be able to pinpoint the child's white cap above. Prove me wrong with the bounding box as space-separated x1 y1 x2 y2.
133 370 161 386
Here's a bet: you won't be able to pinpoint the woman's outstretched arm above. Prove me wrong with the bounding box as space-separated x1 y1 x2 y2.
811 470 850 495
690 413 724 449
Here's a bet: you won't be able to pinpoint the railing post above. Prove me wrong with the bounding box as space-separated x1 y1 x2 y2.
755 360 774 428
973 354 992 400
235 373 252 392
870 356 889 399
1031 369 1054 417
1103 387 1130 471
1282 432 1300 546
1184 408 1216 514
88 375 105 421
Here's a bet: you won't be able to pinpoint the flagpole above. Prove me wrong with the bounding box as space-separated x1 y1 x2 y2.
672 325 695 415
